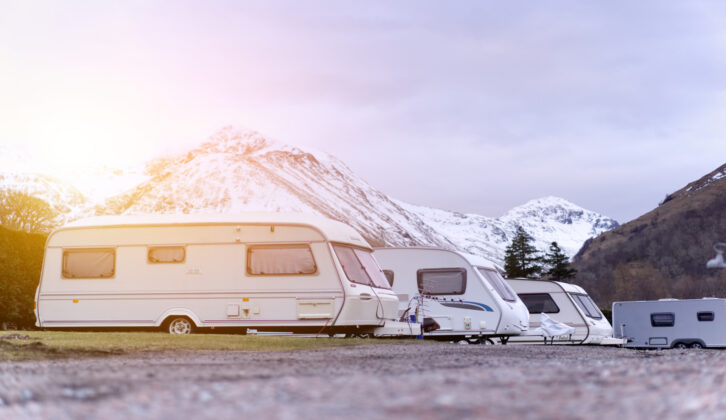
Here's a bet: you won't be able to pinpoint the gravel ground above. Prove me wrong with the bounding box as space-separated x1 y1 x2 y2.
1 342 726 420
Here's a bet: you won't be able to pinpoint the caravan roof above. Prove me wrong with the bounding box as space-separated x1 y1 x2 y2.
375 246 499 270
54 213 370 248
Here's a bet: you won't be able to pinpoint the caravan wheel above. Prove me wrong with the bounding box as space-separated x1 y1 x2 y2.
690 342 704 349
167 317 194 335
673 342 688 350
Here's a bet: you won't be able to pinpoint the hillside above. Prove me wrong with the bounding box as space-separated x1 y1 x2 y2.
572 163 726 306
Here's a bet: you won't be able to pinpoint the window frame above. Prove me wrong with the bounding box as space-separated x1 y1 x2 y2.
246 244 318 276
147 246 186 264
416 267 467 296
697 311 715 322
518 293 561 314
650 312 675 327
61 248 116 279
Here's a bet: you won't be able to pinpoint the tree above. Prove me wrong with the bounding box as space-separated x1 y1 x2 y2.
0 189 58 233
543 241 577 280
504 226 543 278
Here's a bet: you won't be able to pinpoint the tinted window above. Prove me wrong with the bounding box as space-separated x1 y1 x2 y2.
698 311 715 322
383 270 394 286
247 245 316 275
417 268 466 295
519 293 560 314
333 245 391 289
477 268 517 302
148 246 185 263
570 293 603 319
651 312 675 327
62 249 115 279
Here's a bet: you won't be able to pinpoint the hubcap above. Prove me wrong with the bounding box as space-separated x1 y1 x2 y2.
169 318 192 334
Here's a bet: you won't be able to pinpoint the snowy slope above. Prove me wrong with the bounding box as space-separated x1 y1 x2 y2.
1 127 618 265
98 128 456 249
398 196 618 263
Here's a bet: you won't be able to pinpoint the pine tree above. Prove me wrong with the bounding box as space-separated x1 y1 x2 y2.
543 241 577 280
503 226 542 278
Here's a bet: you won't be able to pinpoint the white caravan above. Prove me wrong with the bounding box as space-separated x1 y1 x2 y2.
35 214 416 336
506 279 623 345
612 298 726 349
373 247 529 343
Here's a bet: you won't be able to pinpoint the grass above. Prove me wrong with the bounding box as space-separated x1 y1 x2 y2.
0 330 405 361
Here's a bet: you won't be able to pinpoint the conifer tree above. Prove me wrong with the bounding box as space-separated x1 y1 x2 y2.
543 241 577 280
503 226 542 278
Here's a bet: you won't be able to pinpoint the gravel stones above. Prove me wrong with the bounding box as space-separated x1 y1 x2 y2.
1 343 725 419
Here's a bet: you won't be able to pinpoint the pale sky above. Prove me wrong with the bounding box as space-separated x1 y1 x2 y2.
1 1 726 223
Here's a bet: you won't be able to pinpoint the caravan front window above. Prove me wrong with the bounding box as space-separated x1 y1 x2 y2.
570 293 603 319
477 268 517 302
333 245 391 289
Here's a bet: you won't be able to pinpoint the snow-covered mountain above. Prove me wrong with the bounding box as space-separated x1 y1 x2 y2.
0 127 618 265
397 196 618 263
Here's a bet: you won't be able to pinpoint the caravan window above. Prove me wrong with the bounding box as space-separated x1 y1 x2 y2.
477 268 517 302
519 293 560 314
698 312 715 322
651 312 675 327
570 293 603 319
62 249 115 279
148 246 185 263
333 245 391 289
417 268 466 295
247 245 317 275
383 270 394 287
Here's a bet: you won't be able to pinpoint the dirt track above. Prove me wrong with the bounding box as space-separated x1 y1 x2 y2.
2 342 725 420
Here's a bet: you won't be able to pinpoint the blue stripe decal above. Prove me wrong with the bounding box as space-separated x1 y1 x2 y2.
462 301 494 312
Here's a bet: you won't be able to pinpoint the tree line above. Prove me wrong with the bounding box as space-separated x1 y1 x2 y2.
503 226 577 281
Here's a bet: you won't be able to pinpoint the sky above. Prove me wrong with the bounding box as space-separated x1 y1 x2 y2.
1 1 726 223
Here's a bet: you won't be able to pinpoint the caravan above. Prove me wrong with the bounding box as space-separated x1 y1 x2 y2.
373 247 529 343
506 279 623 345
613 298 726 349
35 213 416 336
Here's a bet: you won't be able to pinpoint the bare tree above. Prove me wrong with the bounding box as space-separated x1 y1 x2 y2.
0 189 58 233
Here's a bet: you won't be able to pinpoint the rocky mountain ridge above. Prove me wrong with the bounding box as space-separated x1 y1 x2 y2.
1 128 619 266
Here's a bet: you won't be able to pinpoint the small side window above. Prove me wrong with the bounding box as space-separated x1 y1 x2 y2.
417 268 466 295
383 270 394 287
651 312 675 327
697 311 715 322
148 246 185 263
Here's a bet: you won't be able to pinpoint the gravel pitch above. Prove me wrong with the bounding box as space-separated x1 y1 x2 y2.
1 342 725 420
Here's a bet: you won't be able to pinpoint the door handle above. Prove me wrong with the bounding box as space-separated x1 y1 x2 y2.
360 293 373 300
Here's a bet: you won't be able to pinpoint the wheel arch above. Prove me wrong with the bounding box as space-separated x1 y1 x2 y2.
156 308 202 328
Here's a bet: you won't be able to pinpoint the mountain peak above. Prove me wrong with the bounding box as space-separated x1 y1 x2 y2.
197 127 293 157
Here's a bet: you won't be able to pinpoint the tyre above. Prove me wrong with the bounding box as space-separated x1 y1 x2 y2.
167 317 194 335
673 342 688 349
690 342 704 349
